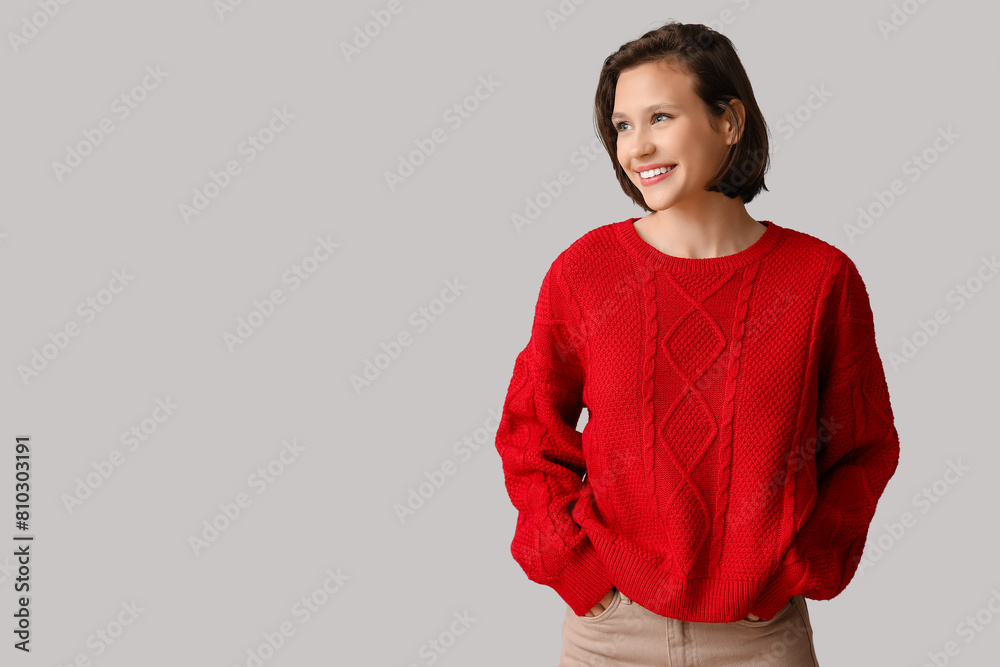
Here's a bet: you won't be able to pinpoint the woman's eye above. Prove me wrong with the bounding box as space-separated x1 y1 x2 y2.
615 114 671 132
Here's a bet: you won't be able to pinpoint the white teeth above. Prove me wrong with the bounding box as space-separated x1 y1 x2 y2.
640 165 674 178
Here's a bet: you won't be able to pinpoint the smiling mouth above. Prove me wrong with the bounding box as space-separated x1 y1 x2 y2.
638 165 676 178
637 164 676 185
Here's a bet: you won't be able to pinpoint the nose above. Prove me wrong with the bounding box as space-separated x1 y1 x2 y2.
628 134 654 161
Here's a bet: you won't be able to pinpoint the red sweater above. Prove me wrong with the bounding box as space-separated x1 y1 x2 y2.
494 217 900 622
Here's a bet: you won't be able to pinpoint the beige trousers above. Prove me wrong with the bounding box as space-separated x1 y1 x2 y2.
560 588 820 666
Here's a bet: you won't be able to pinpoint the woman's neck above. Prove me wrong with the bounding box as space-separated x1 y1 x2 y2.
634 209 765 260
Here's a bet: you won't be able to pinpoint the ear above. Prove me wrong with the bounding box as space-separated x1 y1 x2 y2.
723 99 746 146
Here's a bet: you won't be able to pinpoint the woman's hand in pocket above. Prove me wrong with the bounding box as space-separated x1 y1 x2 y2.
584 588 616 617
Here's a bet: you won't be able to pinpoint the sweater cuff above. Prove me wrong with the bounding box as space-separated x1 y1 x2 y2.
548 540 615 616
751 547 809 620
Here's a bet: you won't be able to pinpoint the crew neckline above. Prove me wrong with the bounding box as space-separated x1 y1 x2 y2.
616 217 783 272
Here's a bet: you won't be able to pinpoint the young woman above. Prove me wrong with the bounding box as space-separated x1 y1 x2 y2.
494 21 899 666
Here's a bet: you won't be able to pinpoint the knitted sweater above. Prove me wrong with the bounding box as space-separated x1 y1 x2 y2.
494 217 900 622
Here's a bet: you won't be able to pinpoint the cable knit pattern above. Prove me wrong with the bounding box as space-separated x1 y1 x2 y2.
494 217 900 622
708 260 757 573
639 265 662 561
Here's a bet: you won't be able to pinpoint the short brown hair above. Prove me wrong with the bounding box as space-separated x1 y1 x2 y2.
594 21 770 210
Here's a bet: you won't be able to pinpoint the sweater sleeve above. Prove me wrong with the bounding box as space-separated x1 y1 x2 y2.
494 253 615 616
789 254 901 600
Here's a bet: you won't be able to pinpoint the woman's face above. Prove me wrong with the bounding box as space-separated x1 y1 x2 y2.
612 60 736 213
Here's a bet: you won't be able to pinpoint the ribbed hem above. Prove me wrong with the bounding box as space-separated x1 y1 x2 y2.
615 217 784 273
583 520 809 623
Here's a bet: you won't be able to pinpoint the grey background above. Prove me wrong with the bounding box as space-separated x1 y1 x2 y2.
1 0 998 665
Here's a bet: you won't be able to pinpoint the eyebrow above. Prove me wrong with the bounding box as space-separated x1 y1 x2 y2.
610 104 680 122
